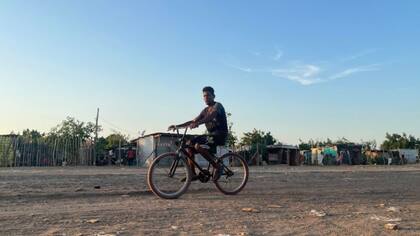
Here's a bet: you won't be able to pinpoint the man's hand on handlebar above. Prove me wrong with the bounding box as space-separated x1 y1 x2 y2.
167 125 177 131
168 121 198 132
189 122 199 129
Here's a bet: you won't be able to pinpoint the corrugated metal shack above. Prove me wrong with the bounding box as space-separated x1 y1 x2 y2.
267 145 300 165
309 144 363 165
132 132 229 166
336 144 363 165
391 149 418 164
364 150 392 165
132 133 191 166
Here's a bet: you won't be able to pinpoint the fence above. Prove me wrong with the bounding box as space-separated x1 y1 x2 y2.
0 134 265 167
0 136 95 167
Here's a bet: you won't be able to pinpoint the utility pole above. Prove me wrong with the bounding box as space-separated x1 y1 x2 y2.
94 108 99 166
118 138 122 166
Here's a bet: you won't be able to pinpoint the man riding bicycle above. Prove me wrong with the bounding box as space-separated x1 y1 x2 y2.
168 86 228 182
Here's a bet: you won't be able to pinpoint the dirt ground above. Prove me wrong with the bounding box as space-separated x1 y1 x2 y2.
1 165 420 236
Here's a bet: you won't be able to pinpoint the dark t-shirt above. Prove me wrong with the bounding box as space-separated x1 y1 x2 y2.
197 102 228 137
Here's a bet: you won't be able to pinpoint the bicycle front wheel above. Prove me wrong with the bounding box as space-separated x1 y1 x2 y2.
214 153 249 195
147 152 192 199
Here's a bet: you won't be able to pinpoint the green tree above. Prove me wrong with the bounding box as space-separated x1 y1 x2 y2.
381 133 418 150
0 134 16 167
96 137 108 153
22 129 44 140
240 129 277 146
361 140 377 151
49 116 100 141
335 137 351 145
239 129 277 162
298 139 314 150
105 133 129 150
226 112 238 147
299 137 356 149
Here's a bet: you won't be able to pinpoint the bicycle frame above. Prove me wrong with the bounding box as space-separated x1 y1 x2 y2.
170 127 232 178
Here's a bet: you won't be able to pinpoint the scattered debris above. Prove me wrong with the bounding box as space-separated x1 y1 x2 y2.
86 219 100 224
95 233 116 236
309 209 326 217
216 234 230 236
239 233 247 236
171 226 179 230
387 207 400 212
352 211 367 215
378 203 385 208
94 186 101 189
75 188 84 192
242 208 260 213
370 215 401 222
384 223 399 230
267 205 282 208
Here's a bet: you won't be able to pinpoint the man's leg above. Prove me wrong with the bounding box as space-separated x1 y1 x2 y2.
179 147 200 182
194 144 218 167
186 147 197 176
194 144 224 181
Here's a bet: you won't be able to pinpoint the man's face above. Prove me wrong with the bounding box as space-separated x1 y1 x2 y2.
203 91 215 105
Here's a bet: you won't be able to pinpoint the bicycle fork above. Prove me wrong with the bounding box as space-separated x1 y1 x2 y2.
168 154 181 178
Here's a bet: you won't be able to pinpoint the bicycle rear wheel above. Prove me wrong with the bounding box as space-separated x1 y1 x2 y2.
147 152 192 199
213 153 249 195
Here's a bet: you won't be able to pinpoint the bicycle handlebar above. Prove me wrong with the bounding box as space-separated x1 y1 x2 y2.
168 126 189 139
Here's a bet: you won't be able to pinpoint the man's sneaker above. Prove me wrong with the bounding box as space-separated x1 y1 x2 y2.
180 174 199 182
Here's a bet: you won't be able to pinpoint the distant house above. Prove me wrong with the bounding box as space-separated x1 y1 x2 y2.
131 133 182 166
310 144 362 165
300 150 312 165
391 149 418 164
364 150 392 165
310 147 336 165
266 145 300 165
336 144 363 165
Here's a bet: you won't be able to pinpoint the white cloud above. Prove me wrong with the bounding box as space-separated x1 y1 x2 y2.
270 63 380 85
224 49 381 86
250 51 261 56
341 48 378 62
225 63 253 72
329 64 380 80
273 50 283 61
271 64 324 85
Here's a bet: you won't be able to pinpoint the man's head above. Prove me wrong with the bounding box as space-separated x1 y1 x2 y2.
202 86 215 105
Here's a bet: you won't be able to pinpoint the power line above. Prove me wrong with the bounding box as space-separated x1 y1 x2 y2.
100 118 137 137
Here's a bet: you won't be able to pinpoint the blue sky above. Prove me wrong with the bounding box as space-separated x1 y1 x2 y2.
0 1 419 144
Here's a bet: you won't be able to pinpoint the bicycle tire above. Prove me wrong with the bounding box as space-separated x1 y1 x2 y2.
147 152 192 199
213 152 249 195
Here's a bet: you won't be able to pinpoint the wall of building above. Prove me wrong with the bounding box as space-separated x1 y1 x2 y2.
136 136 155 166
396 149 418 164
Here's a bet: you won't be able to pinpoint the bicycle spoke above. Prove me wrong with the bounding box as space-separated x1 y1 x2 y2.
151 154 189 194
214 153 248 195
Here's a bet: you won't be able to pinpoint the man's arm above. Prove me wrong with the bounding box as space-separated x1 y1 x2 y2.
175 120 194 128
168 110 205 130
195 104 219 125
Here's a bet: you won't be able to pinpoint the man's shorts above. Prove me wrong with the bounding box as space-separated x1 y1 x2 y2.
188 135 226 154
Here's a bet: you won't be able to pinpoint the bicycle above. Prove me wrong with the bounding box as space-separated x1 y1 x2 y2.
147 127 249 199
